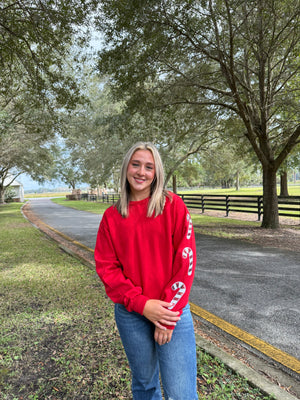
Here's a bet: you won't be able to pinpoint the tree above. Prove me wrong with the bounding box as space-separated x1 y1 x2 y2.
59 74 219 192
279 146 300 196
0 0 98 110
0 1 99 199
200 140 257 189
96 0 300 228
0 75 65 203
0 126 57 203
52 152 84 190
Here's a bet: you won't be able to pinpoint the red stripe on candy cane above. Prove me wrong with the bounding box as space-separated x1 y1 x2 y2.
168 281 186 310
186 214 193 240
182 247 193 276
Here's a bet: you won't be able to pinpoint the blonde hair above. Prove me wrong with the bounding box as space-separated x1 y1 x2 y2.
116 142 170 217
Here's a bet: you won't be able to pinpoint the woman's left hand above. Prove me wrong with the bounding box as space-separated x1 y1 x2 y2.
154 327 173 346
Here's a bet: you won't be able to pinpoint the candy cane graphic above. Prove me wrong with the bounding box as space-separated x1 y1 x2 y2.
182 247 193 276
186 213 193 240
168 282 186 309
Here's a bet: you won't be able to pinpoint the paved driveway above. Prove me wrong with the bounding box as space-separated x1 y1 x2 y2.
27 198 300 361
190 235 300 360
27 197 101 249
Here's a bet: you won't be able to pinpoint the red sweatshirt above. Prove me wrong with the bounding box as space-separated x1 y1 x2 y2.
94 193 196 323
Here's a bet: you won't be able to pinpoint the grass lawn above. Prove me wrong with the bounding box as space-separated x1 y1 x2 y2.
51 198 111 214
25 192 71 199
0 203 275 399
178 185 300 196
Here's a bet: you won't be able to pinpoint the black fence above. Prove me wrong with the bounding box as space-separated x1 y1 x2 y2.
179 193 300 221
68 192 300 221
79 193 120 203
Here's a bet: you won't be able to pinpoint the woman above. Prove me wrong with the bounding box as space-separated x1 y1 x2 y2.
94 142 198 400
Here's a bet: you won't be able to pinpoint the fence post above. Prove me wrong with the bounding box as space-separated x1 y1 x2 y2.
201 195 204 213
226 195 229 217
257 196 262 221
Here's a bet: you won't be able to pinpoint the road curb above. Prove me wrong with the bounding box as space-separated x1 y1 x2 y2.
196 335 299 400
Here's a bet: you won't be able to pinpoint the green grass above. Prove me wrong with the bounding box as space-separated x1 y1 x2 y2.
0 203 130 399
179 185 300 196
51 197 111 214
25 192 71 199
0 203 276 399
191 214 260 238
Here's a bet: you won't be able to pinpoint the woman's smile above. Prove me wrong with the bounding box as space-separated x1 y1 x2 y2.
127 150 156 201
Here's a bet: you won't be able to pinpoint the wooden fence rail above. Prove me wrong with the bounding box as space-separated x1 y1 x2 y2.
76 192 299 221
179 194 300 221
80 193 121 203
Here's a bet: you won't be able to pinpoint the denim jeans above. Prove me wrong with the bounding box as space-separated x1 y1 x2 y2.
115 303 198 400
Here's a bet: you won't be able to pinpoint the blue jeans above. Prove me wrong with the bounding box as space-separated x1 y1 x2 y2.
115 303 198 400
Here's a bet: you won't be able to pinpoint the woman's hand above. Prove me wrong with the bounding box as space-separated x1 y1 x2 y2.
143 299 180 329
154 327 173 345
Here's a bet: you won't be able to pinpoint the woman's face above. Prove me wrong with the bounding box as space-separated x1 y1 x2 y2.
127 149 156 201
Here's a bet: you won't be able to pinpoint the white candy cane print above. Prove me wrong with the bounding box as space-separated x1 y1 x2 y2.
186 213 193 240
182 247 194 276
168 282 186 309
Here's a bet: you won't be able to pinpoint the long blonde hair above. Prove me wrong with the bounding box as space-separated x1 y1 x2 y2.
116 142 170 217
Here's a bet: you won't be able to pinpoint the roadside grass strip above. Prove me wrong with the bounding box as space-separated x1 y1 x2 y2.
51 198 112 214
0 204 275 399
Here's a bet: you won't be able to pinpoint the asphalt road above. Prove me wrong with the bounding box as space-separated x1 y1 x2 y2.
27 198 300 362
191 235 300 360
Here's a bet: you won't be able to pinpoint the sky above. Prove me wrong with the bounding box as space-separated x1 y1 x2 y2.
18 173 63 192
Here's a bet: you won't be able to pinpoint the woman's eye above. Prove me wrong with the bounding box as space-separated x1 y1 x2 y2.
146 166 153 170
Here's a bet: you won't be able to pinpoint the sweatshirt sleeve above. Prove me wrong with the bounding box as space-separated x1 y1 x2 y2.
160 196 196 327
94 211 149 315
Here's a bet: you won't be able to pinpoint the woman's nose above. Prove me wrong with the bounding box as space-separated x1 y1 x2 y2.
138 165 146 175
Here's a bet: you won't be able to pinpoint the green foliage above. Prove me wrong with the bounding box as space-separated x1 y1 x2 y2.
52 150 85 190
197 350 275 399
0 0 98 108
175 158 205 188
3 187 15 203
95 0 300 228
0 1 100 197
200 140 258 188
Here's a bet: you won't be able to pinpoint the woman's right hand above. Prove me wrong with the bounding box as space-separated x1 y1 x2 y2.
143 299 180 329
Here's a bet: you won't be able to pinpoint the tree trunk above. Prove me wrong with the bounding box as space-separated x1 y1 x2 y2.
0 186 5 204
280 171 289 197
172 175 177 194
261 165 279 229
235 171 240 191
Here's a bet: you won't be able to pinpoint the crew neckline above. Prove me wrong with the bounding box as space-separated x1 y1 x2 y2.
129 196 150 205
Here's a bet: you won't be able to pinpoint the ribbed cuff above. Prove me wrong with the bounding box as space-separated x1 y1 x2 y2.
132 294 149 315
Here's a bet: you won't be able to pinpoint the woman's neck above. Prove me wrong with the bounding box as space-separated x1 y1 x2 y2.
129 192 150 202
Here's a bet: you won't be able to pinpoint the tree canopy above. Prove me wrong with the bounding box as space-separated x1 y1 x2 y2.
0 0 98 109
0 0 99 201
96 0 300 228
